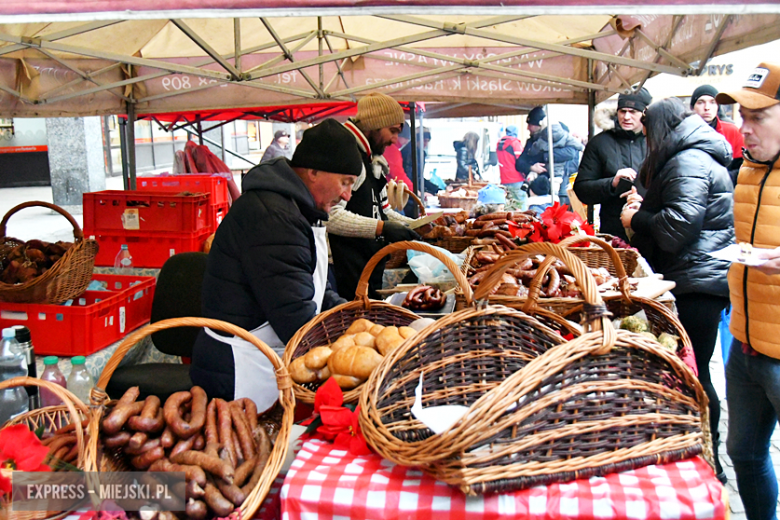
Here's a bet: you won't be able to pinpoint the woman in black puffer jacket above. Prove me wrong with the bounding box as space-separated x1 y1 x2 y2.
621 97 734 483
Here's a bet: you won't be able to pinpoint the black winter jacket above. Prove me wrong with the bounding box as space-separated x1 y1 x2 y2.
572 109 647 241
630 115 734 297
454 141 480 181
517 124 583 178
191 157 345 399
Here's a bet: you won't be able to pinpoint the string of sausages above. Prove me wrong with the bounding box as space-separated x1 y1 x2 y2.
40 419 91 468
100 387 271 519
423 210 537 241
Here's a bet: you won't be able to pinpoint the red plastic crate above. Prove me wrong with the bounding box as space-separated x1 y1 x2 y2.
211 201 229 229
90 229 212 268
137 174 230 206
83 191 210 234
0 274 156 356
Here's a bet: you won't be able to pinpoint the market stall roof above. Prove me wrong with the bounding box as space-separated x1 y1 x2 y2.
0 3 779 118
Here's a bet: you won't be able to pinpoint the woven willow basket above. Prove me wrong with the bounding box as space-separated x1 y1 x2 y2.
2 377 92 520
285 241 472 404
568 233 640 277
360 242 708 495
0 201 98 304
87 317 294 520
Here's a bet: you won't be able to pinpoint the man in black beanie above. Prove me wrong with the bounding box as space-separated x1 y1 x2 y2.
574 87 652 241
690 84 744 183
192 118 362 408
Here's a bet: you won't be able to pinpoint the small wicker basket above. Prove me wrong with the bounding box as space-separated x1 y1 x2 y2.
360 242 708 495
2 377 93 520
87 317 294 520
568 233 640 277
0 201 98 304
285 241 473 404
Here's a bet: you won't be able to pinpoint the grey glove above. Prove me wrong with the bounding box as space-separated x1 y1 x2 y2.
382 221 421 243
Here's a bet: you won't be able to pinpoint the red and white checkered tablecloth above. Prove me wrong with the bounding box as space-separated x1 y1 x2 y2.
280 438 727 520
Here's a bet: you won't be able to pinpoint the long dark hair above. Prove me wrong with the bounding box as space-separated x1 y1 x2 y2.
638 98 693 187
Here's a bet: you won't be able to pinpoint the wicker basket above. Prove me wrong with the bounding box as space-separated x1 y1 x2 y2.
2 377 93 520
285 241 473 404
423 235 476 255
386 189 426 269
360 242 708 495
87 317 294 520
0 201 98 304
568 234 640 277
437 194 477 212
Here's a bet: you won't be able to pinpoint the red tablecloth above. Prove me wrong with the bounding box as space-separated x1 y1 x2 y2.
280 438 727 520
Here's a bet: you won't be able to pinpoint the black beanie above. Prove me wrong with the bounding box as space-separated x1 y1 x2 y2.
527 106 546 126
529 174 551 196
617 87 653 111
291 119 363 176
690 84 719 108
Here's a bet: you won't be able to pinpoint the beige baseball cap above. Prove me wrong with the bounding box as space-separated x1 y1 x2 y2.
716 62 780 110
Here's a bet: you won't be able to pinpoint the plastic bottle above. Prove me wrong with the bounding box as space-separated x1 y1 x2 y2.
12 325 39 410
39 356 67 408
0 328 29 424
66 356 94 405
114 244 133 275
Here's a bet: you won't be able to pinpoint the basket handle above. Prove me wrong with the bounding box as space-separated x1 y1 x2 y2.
91 317 292 406
0 201 84 241
355 240 473 307
473 243 614 342
0 376 90 469
404 186 426 217
520 235 632 309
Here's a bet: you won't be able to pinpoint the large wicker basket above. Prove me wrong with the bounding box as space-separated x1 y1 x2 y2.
87 317 294 520
0 201 98 304
285 241 472 404
568 234 640 277
2 377 93 520
360 242 708 495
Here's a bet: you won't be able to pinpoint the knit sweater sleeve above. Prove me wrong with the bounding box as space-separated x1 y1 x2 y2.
325 201 379 238
385 207 415 224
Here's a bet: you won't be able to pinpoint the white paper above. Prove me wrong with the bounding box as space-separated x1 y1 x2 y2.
709 244 771 267
411 373 470 435
409 212 444 230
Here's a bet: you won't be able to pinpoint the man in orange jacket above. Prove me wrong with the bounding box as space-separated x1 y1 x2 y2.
716 62 780 520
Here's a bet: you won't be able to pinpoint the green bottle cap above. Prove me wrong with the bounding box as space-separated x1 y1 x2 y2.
43 356 59 365
71 356 86 365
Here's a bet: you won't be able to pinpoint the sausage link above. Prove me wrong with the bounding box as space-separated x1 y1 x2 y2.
229 403 257 461
186 498 207 520
127 431 148 451
163 391 193 438
130 446 165 470
239 399 258 432
102 401 145 435
215 399 236 465
160 426 176 449
103 431 131 449
149 457 207 488
204 400 218 445
170 435 196 459
171 451 234 483
233 458 257 488
203 482 234 517
216 479 247 507
124 437 161 456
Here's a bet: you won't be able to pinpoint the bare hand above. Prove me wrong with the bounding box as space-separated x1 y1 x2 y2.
530 163 547 174
620 186 643 206
620 207 637 229
754 247 780 276
612 168 638 188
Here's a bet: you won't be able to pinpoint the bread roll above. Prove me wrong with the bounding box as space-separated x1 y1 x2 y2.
398 326 417 339
316 366 331 380
345 318 374 335
332 374 364 390
376 326 404 356
331 334 355 353
369 324 385 337
290 357 318 383
303 346 332 370
328 346 383 379
353 332 376 349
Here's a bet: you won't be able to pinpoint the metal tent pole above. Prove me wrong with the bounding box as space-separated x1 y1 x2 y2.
408 102 420 218
119 116 129 190
126 101 137 190
546 104 555 206
587 59 596 223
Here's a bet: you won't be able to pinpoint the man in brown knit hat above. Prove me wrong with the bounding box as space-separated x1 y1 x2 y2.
327 92 423 300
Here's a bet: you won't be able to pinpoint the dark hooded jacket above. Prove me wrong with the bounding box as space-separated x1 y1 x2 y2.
454 140 480 181
572 108 647 241
630 115 734 297
524 122 584 178
191 157 345 399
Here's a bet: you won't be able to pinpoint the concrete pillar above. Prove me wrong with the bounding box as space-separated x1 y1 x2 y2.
45 116 106 214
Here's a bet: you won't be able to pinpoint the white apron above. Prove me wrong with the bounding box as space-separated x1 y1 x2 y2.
205 225 329 412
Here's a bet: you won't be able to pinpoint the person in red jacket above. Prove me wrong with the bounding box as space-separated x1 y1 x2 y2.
691 84 744 185
496 125 526 208
384 122 414 190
